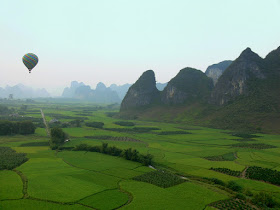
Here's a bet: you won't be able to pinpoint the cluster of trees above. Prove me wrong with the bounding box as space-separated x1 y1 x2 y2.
85 121 104 128
252 192 280 208
0 120 35 135
133 170 184 188
114 121 135 126
203 177 243 193
246 166 280 185
0 147 28 170
205 177 279 208
0 105 11 114
50 127 68 149
227 180 243 192
203 177 226 186
73 143 153 166
49 119 83 128
210 167 241 177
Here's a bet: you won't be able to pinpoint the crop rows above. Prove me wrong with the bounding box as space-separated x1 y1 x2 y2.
84 135 143 142
209 199 256 210
210 167 241 177
205 153 236 161
157 131 191 135
231 143 276 149
246 166 280 186
230 133 260 139
133 170 185 188
105 127 160 133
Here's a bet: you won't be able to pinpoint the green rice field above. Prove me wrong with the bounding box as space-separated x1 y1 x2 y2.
1 101 280 209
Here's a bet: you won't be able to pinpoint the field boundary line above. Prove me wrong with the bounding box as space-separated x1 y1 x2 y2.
114 180 134 210
58 152 127 180
13 169 29 198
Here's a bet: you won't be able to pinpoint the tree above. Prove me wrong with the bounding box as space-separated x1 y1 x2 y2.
50 127 68 149
18 121 36 134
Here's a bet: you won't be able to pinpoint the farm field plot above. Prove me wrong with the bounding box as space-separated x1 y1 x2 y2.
0 200 88 210
120 180 228 210
1 102 280 209
0 170 23 200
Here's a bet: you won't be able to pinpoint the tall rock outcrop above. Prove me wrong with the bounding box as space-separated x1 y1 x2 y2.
211 48 265 105
120 70 160 111
205 60 232 85
161 68 214 105
91 82 120 103
109 83 131 100
62 81 85 98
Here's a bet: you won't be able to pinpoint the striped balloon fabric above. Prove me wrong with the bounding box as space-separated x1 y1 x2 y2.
22 53 39 73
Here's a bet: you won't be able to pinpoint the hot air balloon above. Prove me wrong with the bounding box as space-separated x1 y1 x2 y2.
22 53 39 73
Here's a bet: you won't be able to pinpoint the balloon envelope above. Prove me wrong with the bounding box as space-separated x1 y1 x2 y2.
22 53 39 72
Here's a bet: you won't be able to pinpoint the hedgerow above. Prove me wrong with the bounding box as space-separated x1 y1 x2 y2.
73 143 153 166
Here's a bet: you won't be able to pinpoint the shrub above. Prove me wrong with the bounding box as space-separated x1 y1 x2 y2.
252 192 279 208
227 181 243 192
203 177 225 186
235 193 246 200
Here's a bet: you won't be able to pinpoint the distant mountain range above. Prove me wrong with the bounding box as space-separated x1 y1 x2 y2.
120 46 280 133
0 84 50 99
61 81 167 104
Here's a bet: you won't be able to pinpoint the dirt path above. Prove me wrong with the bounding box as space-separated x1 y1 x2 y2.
241 166 249 178
40 109 50 137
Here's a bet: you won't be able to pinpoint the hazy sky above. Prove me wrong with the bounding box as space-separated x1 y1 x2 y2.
1 0 280 96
